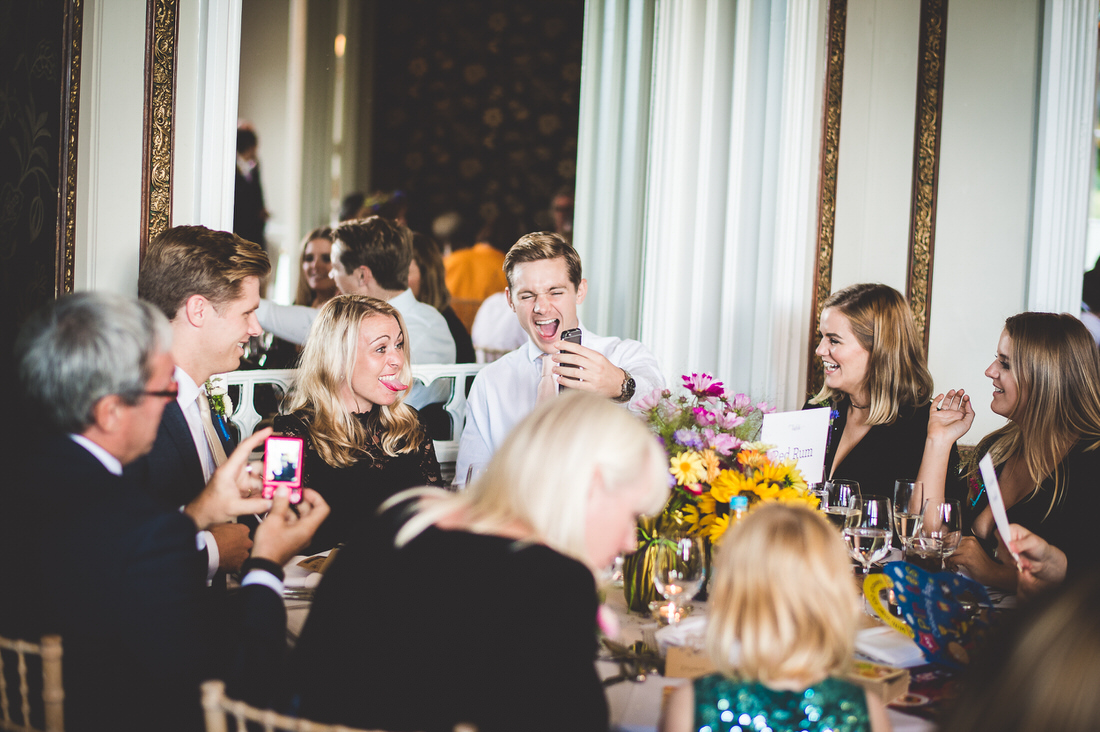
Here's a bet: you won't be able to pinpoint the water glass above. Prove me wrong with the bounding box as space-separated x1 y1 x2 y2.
893 479 925 550
824 479 861 529
925 499 963 563
651 535 706 626
843 496 893 576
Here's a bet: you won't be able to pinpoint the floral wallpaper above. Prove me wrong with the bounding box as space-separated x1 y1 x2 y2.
0 0 63 385
371 0 583 236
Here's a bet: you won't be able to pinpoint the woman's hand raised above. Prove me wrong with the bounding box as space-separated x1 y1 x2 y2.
929 389 975 446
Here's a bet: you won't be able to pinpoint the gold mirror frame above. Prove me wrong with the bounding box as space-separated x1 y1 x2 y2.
808 0 949 398
140 0 178 259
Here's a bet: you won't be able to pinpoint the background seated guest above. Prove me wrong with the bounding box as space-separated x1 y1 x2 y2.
808 282 964 503
940 569 1100 732
3 292 328 732
660 504 889 732
273 295 441 555
289 392 669 732
409 230 475 363
470 290 527 362
295 227 336 308
926 312 1100 591
456 232 665 484
443 209 519 331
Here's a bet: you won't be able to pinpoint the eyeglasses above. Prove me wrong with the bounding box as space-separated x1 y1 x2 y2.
143 379 179 400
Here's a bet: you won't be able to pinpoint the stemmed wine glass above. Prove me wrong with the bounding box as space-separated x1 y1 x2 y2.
844 497 894 576
651 535 706 626
893 479 925 551
923 499 963 570
824 479 861 529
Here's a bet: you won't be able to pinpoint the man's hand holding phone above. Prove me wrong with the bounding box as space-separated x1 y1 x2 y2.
185 428 275 530
553 334 629 400
251 486 330 567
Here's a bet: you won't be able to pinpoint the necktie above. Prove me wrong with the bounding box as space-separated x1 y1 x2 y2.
197 391 228 467
536 353 557 405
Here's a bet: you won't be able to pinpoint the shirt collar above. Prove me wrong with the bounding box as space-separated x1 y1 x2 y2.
69 434 123 476
388 288 416 309
175 366 201 410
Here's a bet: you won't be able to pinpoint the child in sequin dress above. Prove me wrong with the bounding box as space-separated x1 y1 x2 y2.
659 504 891 732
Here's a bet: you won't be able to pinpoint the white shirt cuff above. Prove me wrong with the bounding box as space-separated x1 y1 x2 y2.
201 530 220 580
242 569 285 596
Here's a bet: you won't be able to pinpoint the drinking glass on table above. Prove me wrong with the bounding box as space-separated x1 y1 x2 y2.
651 535 706 626
893 479 926 550
464 463 488 488
926 499 963 565
823 479 861 529
843 497 893 576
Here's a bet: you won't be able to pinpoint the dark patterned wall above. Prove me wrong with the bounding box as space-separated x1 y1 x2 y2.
370 0 584 237
0 0 64 385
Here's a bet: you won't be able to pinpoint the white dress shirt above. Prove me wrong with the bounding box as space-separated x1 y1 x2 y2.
455 325 666 484
174 367 220 577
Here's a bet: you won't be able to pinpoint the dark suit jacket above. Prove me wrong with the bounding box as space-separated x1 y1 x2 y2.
3 436 285 732
125 400 206 508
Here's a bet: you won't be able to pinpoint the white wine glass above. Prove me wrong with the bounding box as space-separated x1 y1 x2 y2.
925 499 962 567
893 479 925 551
651 535 706 626
844 497 893 576
824 479 861 529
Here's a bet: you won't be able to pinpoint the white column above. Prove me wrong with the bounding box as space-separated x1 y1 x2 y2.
1027 0 1099 312
174 0 243 230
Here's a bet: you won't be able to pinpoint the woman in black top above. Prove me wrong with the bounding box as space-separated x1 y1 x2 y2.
289 392 671 732
274 295 441 554
807 283 963 502
925 312 1100 590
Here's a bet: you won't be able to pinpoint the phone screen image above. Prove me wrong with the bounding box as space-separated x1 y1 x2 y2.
262 435 304 503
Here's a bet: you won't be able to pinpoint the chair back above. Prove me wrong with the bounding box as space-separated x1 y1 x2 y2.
220 364 485 484
201 680 476 732
0 634 63 732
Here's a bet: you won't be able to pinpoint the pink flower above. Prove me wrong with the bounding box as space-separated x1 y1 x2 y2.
683 482 704 495
728 393 751 410
682 373 725 398
634 387 663 412
756 400 775 414
715 411 746 430
597 603 621 639
693 406 717 425
710 433 742 456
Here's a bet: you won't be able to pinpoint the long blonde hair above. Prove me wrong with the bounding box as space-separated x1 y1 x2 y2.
705 504 858 685
811 283 933 425
968 312 1100 514
293 227 334 306
387 392 669 571
284 295 424 467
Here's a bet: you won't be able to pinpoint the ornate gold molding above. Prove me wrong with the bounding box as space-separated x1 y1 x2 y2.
140 0 179 257
906 0 948 351
808 0 847 398
55 0 83 296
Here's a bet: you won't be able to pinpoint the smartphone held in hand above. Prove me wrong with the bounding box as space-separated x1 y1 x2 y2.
262 435 304 504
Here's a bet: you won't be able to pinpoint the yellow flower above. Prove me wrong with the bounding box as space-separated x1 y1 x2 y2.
670 451 706 486
710 469 752 503
700 513 730 544
756 462 791 487
737 449 769 470
702 450 721 483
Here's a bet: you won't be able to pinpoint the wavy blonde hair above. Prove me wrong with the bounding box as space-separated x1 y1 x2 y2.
705 504 858 685
284 295 423 467
811 283 933 426
294 227 334 307
386 392 669 572
967 312 1100 515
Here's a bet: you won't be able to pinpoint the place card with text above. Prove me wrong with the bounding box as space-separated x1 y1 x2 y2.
760 407 831 484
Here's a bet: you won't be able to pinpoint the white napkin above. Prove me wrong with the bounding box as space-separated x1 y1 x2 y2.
282 554 325 589
654 616 708 656
854 625 926 668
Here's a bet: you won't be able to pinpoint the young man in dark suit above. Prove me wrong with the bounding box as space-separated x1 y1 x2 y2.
127 225 270 579
6 292 328 732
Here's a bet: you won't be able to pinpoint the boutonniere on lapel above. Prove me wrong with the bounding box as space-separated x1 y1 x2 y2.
204 376 234 443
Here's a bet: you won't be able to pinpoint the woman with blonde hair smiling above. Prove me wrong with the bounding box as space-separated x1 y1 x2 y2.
273 295 441 554
809 282 964 502
921 311 1100 589
290 392 670 732
660 503 889 732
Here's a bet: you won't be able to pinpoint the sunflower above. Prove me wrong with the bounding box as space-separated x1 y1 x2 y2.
669 451 706 486
698 512 731 543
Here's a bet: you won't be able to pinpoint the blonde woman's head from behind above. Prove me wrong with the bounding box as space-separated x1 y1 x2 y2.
705 503 858 686
405 392 670 572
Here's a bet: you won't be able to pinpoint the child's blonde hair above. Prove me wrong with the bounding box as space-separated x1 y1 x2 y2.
705 503 858 686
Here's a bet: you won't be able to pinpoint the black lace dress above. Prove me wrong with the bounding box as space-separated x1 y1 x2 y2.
272 408 442 554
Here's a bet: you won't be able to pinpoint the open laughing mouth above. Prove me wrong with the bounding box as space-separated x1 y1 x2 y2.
822 360 839 374
535 318 560 339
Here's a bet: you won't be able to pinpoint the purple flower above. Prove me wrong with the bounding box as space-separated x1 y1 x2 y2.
693 406 717 426
728 393 751 411
682 373 725 398
673 429 704 450
710 433 742 456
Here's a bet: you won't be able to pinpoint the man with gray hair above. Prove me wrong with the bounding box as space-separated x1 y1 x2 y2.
3 292 328 732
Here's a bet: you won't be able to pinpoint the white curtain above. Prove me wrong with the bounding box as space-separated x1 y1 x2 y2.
575 0 827 409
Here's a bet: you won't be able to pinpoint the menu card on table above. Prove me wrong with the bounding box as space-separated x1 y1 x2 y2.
760 407 831 484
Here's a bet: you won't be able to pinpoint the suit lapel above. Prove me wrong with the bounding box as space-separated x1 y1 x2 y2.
161 400 205 486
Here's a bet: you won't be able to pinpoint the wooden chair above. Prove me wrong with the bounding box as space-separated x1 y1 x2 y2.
200 680 476 732
0 634 63 732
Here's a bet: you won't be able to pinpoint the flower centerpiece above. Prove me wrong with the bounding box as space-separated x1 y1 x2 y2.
623 374 818 611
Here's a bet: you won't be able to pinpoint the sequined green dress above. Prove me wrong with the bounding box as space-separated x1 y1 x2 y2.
692 674 871 732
